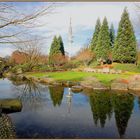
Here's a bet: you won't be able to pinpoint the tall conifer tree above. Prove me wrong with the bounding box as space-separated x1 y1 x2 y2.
96 17 111 60
109 23 115 47
90 18 101 51
49 35 65 64
49 36 61 56
58 36 65 56
49 35 65 56
113 8 137 63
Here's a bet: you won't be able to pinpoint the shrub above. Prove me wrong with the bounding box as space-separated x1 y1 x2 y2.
11 63 31 73
60 62 78 70
90 61 100 68
11 65 22 73
32 65 55 72
76 47 96 66
32 65 48 72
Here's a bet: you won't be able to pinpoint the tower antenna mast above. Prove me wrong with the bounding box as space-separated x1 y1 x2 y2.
68 17 73 57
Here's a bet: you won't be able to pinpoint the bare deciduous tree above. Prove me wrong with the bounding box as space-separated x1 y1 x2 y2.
0 2 54 44
76 47 95 66
16 39 43 70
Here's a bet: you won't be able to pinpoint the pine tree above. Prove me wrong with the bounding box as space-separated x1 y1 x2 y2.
58 36 65 55
96 17 111 60
49 35 65 56
49 36 61 56
90 18 101 51
113 8 137 63
49 35 65 65
109 23 115 47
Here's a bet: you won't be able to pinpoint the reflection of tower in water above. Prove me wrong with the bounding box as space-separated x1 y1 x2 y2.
66 87 73 114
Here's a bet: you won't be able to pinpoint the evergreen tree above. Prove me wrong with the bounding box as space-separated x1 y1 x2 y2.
109 23 115 47
96 17 111 60
49 35 65 56
113 8 137 63
90 18 101 51
58 36 65 55
49 35 65 65
49 36 61 56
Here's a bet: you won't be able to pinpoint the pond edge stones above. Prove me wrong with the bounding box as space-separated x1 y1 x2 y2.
23 74 140 92
111 79 128 91
80 77 109 90
128 75 140 91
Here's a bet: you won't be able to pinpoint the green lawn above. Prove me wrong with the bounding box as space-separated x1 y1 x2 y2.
26 71 134 85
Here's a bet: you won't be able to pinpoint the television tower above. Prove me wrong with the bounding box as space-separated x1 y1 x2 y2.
68 17 73 57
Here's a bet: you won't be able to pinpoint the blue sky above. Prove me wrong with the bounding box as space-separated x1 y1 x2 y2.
0 2 139 57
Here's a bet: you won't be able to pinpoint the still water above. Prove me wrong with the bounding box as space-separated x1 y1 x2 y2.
0 78 140 139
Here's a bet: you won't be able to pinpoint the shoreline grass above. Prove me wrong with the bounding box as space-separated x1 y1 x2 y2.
25 71 136 86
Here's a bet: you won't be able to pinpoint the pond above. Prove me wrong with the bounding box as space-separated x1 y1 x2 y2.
0 78 140 138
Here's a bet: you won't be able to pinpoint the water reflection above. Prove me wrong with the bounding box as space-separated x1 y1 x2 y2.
66 88 73 114
89 91 113 128
13 79 48 111
1 78 139 138
112 93 134 138
89 91 134 138
138 97 140 110
48 86 64 107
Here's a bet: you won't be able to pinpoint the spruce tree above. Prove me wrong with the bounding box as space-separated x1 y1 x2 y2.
49 35 65 56
49 35 65 65
109 23 115 47
49 36 61 56
90 18 101 51
58 36 65 55
113 8 137 63
96 17 111 60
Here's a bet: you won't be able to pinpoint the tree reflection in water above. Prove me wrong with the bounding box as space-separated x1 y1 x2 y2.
138 97 140 110
48 85 64 107
11 78 135 138
112 93 134 138
89 91 134 138
13 79 48 111
89 91 113 128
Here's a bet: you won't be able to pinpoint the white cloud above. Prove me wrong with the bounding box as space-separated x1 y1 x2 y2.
38 2 134 32
1 2 139 57
34 2 138 55
0 47 15 57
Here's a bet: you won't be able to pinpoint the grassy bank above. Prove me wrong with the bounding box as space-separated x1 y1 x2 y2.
26 71 135 86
